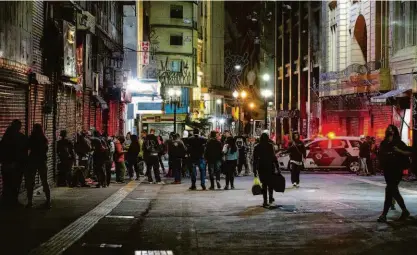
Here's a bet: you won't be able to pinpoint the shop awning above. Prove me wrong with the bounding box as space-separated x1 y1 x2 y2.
370 89 410 104
93 95 108 110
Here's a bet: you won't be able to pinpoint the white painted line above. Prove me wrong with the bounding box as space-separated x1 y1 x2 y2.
339 175 417 195
105 215 135 219
29 181 140 255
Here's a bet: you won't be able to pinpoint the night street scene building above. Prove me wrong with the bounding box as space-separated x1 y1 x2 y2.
0 1 417 255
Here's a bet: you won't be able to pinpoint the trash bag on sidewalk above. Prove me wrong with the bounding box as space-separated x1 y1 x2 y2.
252 177 262 195
270 172 286 193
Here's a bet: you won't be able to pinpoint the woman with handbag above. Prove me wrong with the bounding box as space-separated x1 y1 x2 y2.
377 125 411 222
253 133 279 207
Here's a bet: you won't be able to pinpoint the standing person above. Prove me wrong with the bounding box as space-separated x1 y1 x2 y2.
253 133 278 207
25 124 50 208
236 133 249 176
75 131 91 185
181 131 192 178
165 132 175 178
205 131 223 190
188 128 207 190
0 120 28 208
376 125 411 222
144 129 163 184
286 132 306 188
366 136 374 175
222 136 238 190
57 130 76 187
127 135 140 180
247 136 256 175
359 135 370 175
105 136 115 186
124 132 132 150
91 131 108 188
137 130 147 179
114 136 127 183
157 135 167 175
168 133 187 184
370 137 379 174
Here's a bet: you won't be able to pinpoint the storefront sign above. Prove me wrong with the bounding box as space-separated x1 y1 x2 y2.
140 41 150 65
276 110 300 119
76 44 83 87
395 74 413 90
77 11 96 34
63 21 76 78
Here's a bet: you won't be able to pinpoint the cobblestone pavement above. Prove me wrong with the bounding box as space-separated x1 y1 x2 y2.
5 173 417 255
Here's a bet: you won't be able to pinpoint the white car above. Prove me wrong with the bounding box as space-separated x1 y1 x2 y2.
277 136 362 172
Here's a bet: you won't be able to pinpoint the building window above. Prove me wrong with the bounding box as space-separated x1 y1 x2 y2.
330 24 337 71
170 5 183 19
170 34 183 46
171 60 181 72
394 1 417 52
408 1 417 46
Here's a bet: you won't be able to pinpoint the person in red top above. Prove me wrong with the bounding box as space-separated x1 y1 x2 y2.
114 136 126 183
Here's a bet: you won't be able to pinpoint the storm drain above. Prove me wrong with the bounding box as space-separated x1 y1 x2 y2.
135 251 174 255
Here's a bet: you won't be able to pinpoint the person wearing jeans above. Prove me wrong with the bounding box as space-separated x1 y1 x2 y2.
205 131 223 190
187 128 207 190
143 129 163 184
168 133 186 184
223 137 238 190
285 132 306 187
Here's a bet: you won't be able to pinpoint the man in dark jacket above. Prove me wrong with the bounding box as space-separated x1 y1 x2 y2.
286 132 306 188
144 129 163 184
57 130 76 187
359 136 371 175
0 120 28 207
168 133 187 184
205 131 223 190
235 133 249 176
188 128 207 190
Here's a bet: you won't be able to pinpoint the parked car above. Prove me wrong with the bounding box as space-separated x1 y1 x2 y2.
277 136 362 172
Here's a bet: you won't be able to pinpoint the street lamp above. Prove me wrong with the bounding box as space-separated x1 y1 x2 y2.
234 65 242 71
262 73 270 82
233 89 247 134
167 87 182 133
261 89 272 129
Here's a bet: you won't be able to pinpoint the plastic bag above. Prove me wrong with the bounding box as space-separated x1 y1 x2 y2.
252 177 262 195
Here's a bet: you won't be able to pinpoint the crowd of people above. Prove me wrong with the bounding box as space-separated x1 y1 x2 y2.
0 119 414 221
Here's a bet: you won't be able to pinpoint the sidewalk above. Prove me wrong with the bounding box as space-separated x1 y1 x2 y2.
0 182 128 255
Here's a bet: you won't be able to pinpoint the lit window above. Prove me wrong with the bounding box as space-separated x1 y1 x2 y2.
171 60 181 72
170 5 183 19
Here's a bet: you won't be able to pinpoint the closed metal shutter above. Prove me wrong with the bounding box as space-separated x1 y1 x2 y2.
83 91 91 131
96 107 103 133
119 103 125 135
108 100 118 136
32 1 44 74
57 87 76 139
90 99 96 130
0 81 27 194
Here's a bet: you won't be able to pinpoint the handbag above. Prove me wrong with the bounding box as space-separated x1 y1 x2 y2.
270 172 286 193
252 177 262 195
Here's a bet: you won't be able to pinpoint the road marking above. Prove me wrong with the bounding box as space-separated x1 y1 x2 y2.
135 251 174 255
338 175 417 195
29 181 139 255
105 215 135 219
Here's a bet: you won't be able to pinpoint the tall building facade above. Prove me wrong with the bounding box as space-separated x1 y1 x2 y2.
275 1 321 141
142 1 198 134
319 0 393 140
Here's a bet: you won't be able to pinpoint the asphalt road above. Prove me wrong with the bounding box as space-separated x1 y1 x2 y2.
34 174 417 255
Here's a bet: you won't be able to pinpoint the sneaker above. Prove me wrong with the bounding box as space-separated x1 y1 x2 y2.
231 186 235 190
209 186 215 190
296 183 300 188
269 198 275 204
189 186 197 190
216 181 221 189
293 183 297 187
262 202 269 208
224 186 229 190
135 177 140 181
157 181 165 185
377 215 387 223
398 210 410 221
202 185 206 190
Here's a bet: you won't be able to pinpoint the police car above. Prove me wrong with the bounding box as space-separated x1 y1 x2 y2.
277 134 362 172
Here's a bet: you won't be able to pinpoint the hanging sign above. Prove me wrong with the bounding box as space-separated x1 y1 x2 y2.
141 41 150 65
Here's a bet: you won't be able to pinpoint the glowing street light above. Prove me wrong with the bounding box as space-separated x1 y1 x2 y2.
234 65 241 70
249 102 255 109
216 98 222 104
262 73 270 82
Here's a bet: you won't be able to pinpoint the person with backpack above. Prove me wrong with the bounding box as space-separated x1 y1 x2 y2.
168 133 187 184
205 131 223 190
57 130 76 187
91 131 108 188
144 129 163 184
188 128 207 190
114 136 127 183
75 131 91 185
127 134 141 180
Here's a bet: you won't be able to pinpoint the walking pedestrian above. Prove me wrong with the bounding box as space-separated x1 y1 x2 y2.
25 124 51 209
75 131 91 185
188 128 207 190
137 130 147 179
377 125 411 222
165 132 176 177
236 133 249 176
359 135 370 175
57 130 76 187
253 133 278 207
286 132 306 187
127 135 140 180
157 135 167 175
0 120 28 208
114 136 127 183
205 131 223 190
223 136 238 190
144 129 163 184
168 133 187 184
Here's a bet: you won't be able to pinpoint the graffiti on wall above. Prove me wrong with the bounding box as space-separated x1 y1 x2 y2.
224 50 249 89
157 57 192 87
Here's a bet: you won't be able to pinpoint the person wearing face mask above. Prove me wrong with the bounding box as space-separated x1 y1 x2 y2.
377 125 411 223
